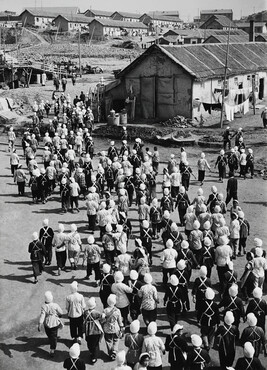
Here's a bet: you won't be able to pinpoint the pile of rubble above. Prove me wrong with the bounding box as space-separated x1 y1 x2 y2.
160 115 192 128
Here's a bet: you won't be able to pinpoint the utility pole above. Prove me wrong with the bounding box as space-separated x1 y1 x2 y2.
220 22 231 128
78 29 82 76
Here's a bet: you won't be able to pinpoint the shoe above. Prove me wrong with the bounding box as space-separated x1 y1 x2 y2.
58 268 61 276
110 353 116 361
34 278 38 284
243 249 246 254
77 337 82 345
91 358 97 364
50 349 55 357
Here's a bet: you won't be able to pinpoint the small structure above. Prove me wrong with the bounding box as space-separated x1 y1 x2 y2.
105 43 267 121
83 9 113 19
53 14 91 32
203 33 249 43
200 15 237 30
20 7 79 27
88 18 148 40
236 22 267 34
200 9 233 22
111 11 142 22
140 13 183 31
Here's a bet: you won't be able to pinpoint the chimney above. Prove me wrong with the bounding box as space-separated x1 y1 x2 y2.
249 20 255 42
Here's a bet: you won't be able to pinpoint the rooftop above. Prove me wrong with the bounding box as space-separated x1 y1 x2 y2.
90 18 148 29
54 14 92 23
200 9 233 14
119 42 267 81
83 9 113 17
22 7 79 17
112 11 143 19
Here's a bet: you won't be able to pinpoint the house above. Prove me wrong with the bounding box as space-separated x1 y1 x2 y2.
83 9 113 19
88 19 148 40
0 14 20 28
53 14 92 32
236 22 267 34
140 13 183 31
105 43 267 121
203 33 249 43
20 7 79 27
200 15 237 30
163 29 247 45
200 9 233 22
111 11 142 23
255 33 267 42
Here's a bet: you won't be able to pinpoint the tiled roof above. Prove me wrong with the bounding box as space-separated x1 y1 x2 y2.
90 18 148 29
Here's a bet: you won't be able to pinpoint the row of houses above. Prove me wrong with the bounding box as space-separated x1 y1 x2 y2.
105 42 267 121
18 7 183 32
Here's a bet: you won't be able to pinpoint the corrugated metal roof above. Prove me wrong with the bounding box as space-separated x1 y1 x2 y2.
164 28 247 39
118 43 267 81
112 11 143 19
90 18 148 29
22 7 79 17
200 9 233 14
236 22 267 27
84 9 113 17
54 14 92 23
203 34 249 43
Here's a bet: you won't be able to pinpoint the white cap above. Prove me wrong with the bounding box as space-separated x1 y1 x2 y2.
199 266 207 277
44 291 53 303
43 218 49 226
32 232 38 241
116 350 126 365
193 220 200 229
147 321 157 335
169 274 179 286
253 287 263 299
177 259 186 270
203 237 211 246
181 240 189 249
70 281 78 292
71 223 77 232
102 263 111 274
203 221 211 230
205 287 215 300
247 312 257 326
130 320 140 334
69 343 80 359
166 239 174 248
244 342 255 358
107 294 116 307
255 247 263 257
87 235 95 244
163 210 170 219
172 323 183 333
130 270 139 280
191 334 202 347
106 223 112 232
144 273 153 284
142 220 149 228
87 297 96 310
224 311 234 325
229 284 238 297
254 238 263 247
114 271 124 283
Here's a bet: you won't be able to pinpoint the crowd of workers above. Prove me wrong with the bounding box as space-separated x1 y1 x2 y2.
6 91 267 370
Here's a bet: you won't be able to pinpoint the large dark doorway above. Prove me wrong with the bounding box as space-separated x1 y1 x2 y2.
259 78 264 100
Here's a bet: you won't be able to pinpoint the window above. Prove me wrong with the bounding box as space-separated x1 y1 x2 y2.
234 77 238 85
247 75 251 80
36 17 39 22
238 82 243 89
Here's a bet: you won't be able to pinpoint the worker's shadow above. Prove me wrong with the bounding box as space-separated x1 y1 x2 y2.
0 336 69 362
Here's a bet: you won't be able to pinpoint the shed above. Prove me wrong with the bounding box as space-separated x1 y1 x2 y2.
111 11 142 22
203 33 249 43
200 15 237 30
88 19 148 40
236 22 267 34
53 14 91 32
105 43 267 121
20 7 79 27
200 9 233 22
83 9 113 19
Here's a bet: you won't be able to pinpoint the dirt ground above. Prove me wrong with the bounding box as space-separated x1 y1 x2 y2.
0 62 267 369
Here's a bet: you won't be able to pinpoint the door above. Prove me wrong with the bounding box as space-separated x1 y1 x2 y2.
140 76 155 119
259 78 264 100
156 76 174 119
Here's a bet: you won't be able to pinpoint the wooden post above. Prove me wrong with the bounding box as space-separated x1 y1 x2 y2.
252 75 256 115
78 30 82 76
220 22 231 128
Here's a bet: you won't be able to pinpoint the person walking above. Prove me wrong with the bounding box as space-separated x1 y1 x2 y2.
10 149 19 175
39 218 54 266
28 232 46 283
197 152 211 186
83 235 101 286
38 291 63 357
214 149 227 182
186 334 210 370
52 223 67 275
102 294 124 361
83 297 104 364
14 164 27 196
138 273 159 326
66 281 86 345
240 313 267 358
67 224 82 270
142 322 165 370
163 275 183 329
69 177 80 213
124 320 144 368
99 263 115 308
261 106 267 128
165 324 188 370
111 271 133 326
235 341 265 370
63 343 85 370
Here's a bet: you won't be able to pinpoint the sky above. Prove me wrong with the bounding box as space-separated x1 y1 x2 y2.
0 0 266 21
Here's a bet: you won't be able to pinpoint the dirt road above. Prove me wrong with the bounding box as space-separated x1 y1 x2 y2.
0 134 267 369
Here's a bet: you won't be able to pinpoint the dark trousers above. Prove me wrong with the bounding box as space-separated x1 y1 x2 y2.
32 260 43 278
18 181 25 195
119 305 129 326
44 325 59 349
239 238 247 254
11 164 18 175
70 196 79 210
152 222 161 237
69 315 83 339
217 265 229 293
105 250 115 265
61 195 69 211
226 191 238 205
142 308 157 326
218 166 226 180
56 250 67 268
178 208 186 226
44 244 52 264
240 165 246 178
88 214 97 232
148 366 162 370
198 170 205 182
87 261 101 281
171 186 179 198
246 163 254 177
163 267 176 285
86 334 101 360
